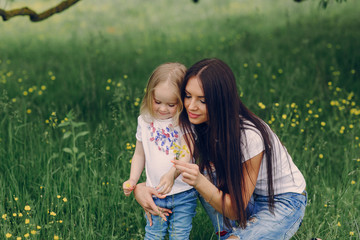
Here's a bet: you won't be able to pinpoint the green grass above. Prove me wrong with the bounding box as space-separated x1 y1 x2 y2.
0 0 360 239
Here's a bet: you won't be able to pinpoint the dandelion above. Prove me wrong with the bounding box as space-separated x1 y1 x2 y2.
319 154 324 159
349 124 354 129
278 69 283 74
17 237 22 240
351 180 356 185
50 211 57 216
124 74 128 79
2 214 7 219
12 98 17 102
27 109 32 114
25 218 30 224
308 110 313 114
38 90 43 95
272 75 276 80
6 233 12 238
350 232 354 236
282 114 287 120
31 230 37 235
324 204 328 207
256 62 261 67
24 233 30 238
63 197 68 202
28 87 34 93
36 226 41 230
106 86 110 91
18 213 23 217
23 91 28 96
258 102 266 109
24 205 31 211
51 76 56 81
337 222 341 227
351 69 356 74
253 74 258 79
107 79 112 83
321 122 326 126
13 213 17 217
243 63 248 68
54 235 59 240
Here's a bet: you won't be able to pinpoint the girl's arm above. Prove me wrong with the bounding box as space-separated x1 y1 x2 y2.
157 135 193 194
173 151 263 220
122 140 146 196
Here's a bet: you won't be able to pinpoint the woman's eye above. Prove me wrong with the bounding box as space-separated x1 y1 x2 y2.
200 99 206 104
185 95 191 98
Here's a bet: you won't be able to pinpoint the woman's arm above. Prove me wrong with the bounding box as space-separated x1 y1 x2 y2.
173 151 263 220
133 182 172 225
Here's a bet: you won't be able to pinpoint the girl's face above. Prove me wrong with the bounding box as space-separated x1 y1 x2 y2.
152 81 179 120
184 76 208 124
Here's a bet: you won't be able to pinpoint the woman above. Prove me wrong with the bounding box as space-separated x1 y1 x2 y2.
134 58 307 239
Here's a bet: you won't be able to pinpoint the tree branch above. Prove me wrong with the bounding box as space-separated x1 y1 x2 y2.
0 0 81 22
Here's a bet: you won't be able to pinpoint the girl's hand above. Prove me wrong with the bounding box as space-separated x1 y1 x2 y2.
133 183 172 226
156 171 175 195
172 160 202 188
122 179 136 196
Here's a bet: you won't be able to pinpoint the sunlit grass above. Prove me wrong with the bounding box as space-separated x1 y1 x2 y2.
1 0 360 239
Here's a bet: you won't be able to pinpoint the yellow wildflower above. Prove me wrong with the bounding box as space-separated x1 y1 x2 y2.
6 233 12 238
25 218 30 224
24 205 31 211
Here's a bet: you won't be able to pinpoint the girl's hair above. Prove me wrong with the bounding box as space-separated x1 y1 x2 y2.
180 58 275 229
140 62 186 124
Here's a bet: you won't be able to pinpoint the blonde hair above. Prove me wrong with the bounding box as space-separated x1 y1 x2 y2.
140 62 186 125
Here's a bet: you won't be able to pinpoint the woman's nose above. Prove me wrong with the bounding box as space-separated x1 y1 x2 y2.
187 99 198 110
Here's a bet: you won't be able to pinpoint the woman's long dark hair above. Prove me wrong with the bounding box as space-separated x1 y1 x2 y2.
180 58 275 229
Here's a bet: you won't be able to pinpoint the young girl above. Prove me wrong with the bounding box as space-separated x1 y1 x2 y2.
134 58 307 240
122 63 197 240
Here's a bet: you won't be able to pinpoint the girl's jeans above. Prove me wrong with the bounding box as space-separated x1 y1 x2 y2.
144 188 197 240
200 172 307 240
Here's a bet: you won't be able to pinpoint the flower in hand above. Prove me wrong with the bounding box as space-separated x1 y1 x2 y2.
123 179 136 196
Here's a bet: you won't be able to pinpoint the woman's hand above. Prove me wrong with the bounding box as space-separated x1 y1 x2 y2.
172 160 202 188
133 182 172 226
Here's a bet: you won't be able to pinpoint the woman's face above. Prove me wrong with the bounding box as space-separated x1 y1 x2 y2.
184 76 208 124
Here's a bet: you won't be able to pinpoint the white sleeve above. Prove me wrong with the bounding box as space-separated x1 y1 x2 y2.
135 116 142 141
241 128 265 161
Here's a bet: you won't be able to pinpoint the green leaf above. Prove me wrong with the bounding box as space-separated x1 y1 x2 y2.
72 122 86 128
77 152 85 160
63 148 73 154
73 147 78 153
58 121 70 127
63 132 72 139
75 131 89 140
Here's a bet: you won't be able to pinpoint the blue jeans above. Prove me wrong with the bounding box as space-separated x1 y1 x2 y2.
144 188 197 240
200 191 307 240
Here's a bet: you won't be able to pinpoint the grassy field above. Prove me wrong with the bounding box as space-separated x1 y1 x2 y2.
0 0 360 239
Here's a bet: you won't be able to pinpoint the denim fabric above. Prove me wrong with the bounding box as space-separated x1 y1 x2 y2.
144 188 197 240
200 171 307 240
230 191 307 240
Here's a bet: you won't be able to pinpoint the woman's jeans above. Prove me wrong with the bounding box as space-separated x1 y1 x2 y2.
144 188 197 240
199 191 307 240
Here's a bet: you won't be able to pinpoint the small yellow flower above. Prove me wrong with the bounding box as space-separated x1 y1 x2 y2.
256 62 261 67
41 85 47 90
12 98 17 102
337 221 341 227
14 197 18 201
18 213 23 217
31 230 37 235
258 102 266 109
124 74 128 79
16 237 22 240
107 79 112 83
253 74 258 79
25 218 30 224
28 87 34 93
134 102 139 106
319 154 324 159
24 233 30 238
51 76 56 81
349 124 354 129
38 90 43 95
6 233 12 238
272 75 276 80
350 232 354 236
13 213 17 217
2 214 7 219
321 122 326 126
243 63 248 68
59 220 63 223
282 114 287 120
57 195 61 199
63 197 68 202
24 205 31 211
27 109 32 114
278 69 283 74
54 235 59 240
36 225 41 230
351 180 356 185
324 204 328 207
23 91 28 96
50 211 57 216
106 86 110 91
